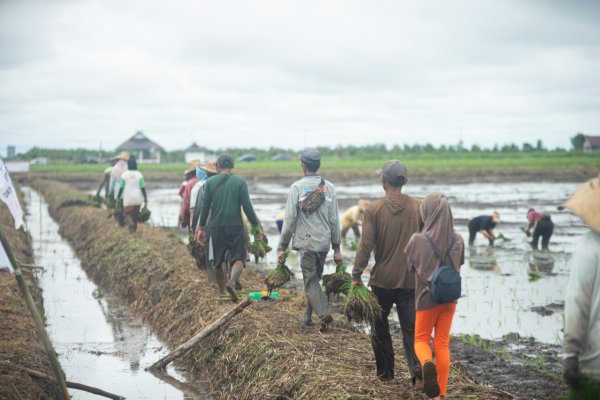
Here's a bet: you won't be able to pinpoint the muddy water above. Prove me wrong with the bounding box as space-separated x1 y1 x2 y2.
23 187 212 400
83 179 584 344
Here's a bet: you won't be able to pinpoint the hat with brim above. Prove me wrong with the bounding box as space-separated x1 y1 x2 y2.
184 159 201 176
558 173 600 232
115 151 130 161
199 160 218 175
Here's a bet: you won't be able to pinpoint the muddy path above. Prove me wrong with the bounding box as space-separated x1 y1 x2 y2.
33 179 515 399
0 188 63 399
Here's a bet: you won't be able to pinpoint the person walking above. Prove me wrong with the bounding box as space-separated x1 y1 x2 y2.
352 160 423 384
277 148 342 332
179 160 201 230
525 208 554 251
108 151 129 224
341 199 370 240
116 156 147 233
405 192 465 399
196 155 263 302
467 212 500 247
559 174 600 392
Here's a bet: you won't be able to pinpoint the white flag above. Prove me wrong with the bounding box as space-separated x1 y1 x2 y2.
0 157 24 229
0 241 14 273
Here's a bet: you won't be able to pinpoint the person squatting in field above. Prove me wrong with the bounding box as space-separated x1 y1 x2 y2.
525 208 554 251
405 192 465 399
340 199 370 240
116 156 147 233
560 174 600 392
196 154 264 303
352 160 423 385
278 148 342 332
467 212 500 247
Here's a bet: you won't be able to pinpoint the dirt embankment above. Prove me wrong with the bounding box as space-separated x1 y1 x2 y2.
34 179 515 399
0 188 63 399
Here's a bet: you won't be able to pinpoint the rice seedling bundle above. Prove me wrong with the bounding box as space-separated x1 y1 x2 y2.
137 206 152 223
248 225 272 262
322 263 351 298
343 284 382 325
264 263 294 293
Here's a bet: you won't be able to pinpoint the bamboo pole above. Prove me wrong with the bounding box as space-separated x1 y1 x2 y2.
0 226 70 400
25 367 124 400
148 297 252 371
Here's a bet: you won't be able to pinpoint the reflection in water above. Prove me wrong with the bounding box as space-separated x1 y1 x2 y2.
469 247 501 274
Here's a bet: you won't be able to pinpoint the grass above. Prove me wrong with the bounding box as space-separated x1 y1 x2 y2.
29 152 600 181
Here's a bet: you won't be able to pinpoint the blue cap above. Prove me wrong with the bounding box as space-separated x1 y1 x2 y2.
299 148 321 163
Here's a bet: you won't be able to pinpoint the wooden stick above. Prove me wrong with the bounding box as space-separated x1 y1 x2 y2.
0 226 70 400
25 368 125 400
148 297 252 371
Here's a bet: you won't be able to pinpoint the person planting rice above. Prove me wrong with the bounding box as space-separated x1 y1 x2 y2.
525 208 554 251
559 174 600 395
116 156 147 233
107 151 129 224
341 199 370 240
405 192 465 399
277 148 342 332
196 154 264 302
352 160 423 385
467 211 500 247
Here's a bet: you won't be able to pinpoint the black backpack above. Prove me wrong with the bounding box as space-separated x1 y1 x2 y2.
423 233 461 304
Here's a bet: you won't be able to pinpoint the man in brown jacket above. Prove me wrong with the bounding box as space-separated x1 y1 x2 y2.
352 160 423 385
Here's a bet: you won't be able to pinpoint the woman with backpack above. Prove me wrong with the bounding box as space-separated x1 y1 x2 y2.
405 192 465 399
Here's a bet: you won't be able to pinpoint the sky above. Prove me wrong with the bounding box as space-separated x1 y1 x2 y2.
1 0 599 154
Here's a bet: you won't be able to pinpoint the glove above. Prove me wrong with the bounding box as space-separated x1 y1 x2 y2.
563 356 581 389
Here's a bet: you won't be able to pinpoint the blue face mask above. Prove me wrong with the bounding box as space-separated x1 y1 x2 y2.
196 166 207 181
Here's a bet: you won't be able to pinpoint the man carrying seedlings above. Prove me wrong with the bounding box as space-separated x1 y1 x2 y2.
560 174 600 393
116 156 147 233
196 154 264 302
277 148 342 332
467 212 500 247
352 160 423 385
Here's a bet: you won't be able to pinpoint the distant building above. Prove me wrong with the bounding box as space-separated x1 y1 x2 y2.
116 131 166 163
6 146 15 160
237 153 257 162
583 135 600 152
184 142 215 163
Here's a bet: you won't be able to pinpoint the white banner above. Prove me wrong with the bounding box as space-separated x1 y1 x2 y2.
0 241 14 273
0 157 25 229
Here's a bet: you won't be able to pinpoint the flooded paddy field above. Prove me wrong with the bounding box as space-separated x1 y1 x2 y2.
23 187 212 400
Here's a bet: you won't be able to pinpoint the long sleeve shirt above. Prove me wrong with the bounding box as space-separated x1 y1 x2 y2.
198 173 258 228
353 192 422 289
179 176 198 228
563 230 600 379
278 174 341 253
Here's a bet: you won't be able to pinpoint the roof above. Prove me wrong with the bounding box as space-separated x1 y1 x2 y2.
185 142 203 152
584 136 600 147
116 131 166 152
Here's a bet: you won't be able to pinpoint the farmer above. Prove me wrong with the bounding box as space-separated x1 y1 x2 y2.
352 160 423 384
341 199 370 240
190 161 218 278
525 208 554 251
108 151 130 225
95 157 118 206
178 160 201 230
405 192 465 399
560 174 600 391
467 212 500 247
196 154 264 302
116 156 147 233
277 148 342 332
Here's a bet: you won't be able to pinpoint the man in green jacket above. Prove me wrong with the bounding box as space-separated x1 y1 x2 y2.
197 154 263 302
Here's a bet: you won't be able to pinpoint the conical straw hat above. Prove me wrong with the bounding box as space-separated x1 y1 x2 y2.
558 173 600 232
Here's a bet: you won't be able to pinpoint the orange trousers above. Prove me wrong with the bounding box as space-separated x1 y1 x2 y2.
415 303 456 398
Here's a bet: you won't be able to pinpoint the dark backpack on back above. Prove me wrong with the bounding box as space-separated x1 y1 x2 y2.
424 233 461 304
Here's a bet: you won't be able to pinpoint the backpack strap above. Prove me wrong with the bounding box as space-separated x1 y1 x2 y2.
423 233 456 266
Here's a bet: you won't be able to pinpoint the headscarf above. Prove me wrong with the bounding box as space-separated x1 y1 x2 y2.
127 156 138 171
420 192 455 258
196 166 207 181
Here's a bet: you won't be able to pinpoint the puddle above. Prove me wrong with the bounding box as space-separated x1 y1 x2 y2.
82 180 585 344
23 187 212 400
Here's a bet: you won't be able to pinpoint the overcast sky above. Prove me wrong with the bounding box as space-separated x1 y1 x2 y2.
1 0 599 153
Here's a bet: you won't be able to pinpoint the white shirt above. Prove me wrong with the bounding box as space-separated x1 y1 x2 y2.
119 170 145 207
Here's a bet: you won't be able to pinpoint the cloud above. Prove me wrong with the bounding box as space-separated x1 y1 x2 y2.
0 0 599 154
